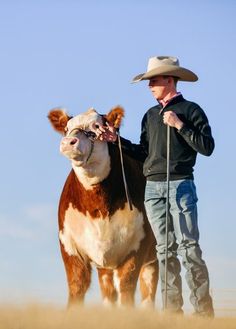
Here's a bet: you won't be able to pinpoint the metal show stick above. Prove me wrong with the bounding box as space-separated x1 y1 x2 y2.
164 124 170 310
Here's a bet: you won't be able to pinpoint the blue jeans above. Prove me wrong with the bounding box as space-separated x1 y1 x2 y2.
144 179 214 315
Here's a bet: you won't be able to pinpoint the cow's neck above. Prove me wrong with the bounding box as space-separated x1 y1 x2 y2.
72 156 111 190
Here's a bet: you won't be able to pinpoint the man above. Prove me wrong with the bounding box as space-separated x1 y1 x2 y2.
96 56 214 317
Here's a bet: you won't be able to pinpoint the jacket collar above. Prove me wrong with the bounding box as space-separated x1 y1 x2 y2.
159 94 184 114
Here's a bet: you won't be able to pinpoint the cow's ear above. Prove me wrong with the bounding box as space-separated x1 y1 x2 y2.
105 106 125 129
48 108 72 134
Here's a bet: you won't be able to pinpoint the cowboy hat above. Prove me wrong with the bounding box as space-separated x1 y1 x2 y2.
132 56 198 83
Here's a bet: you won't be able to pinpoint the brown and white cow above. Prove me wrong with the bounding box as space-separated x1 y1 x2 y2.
48 106 158 308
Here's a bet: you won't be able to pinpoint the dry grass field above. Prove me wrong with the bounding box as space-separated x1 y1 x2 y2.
0 304 236 329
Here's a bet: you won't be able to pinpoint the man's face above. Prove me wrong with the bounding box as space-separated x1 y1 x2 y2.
148 75 171 100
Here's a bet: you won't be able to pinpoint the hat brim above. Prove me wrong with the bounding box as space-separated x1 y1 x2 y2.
132 65 198 83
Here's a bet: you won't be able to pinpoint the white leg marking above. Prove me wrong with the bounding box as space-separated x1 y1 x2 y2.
102 273 109 286
103 297 113 308
113 270 121 306
140 266 155 308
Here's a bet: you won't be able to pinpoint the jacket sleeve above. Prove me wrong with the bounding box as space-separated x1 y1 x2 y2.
114 114 148 163
177 106 215 156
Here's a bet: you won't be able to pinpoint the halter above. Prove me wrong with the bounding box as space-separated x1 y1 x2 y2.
67 122 133 210
67 127 97 163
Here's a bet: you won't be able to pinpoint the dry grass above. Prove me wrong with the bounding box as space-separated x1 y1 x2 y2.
0 305 236 329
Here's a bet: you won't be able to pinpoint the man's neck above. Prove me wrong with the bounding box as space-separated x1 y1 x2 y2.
159 91 180 108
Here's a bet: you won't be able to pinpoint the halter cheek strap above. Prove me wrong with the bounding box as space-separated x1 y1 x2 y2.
86 139 94 163
80 130 96 163
67 127 96 163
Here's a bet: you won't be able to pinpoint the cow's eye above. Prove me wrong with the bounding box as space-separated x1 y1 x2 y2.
85 131 96 139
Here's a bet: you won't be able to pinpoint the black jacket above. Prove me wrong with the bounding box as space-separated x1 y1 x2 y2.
119 95 214 181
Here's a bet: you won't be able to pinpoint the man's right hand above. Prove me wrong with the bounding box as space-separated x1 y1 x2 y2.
92 121 118 142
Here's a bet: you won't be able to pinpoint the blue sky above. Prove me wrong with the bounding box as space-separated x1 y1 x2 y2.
0 0 235 310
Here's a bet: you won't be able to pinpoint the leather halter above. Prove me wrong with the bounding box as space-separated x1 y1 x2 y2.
67 127 96 163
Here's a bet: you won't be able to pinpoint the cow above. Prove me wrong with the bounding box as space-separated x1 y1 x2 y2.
48 106 158 308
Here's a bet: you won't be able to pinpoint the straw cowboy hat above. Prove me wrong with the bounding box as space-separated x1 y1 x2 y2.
132 56 198 83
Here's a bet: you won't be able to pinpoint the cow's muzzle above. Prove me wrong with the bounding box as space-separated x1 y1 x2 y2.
60 137 80 153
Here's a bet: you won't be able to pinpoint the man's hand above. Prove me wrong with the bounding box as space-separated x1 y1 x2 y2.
163 111 184 130
91 121 118 142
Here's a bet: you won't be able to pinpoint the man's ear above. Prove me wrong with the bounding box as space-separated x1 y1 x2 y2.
105 106 125 128
48 108 73 134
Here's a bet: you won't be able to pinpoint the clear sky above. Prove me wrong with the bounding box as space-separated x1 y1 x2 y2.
0 0 235 311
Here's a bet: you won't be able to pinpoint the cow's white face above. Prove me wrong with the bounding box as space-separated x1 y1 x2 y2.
60 108 111 188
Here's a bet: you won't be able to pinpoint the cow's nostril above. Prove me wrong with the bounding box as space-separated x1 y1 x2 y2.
70 138 78 145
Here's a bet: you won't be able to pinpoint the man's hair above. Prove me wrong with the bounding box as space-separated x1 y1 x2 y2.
173 76 179 87
163 75 179 87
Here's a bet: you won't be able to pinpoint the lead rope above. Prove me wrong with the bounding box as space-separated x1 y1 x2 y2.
86 140 94 163
117 131 133 211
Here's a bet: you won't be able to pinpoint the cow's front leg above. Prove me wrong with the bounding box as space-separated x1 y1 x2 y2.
97 268 117 306
139 260 159 308
114 254 141 307
60 242 91 307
